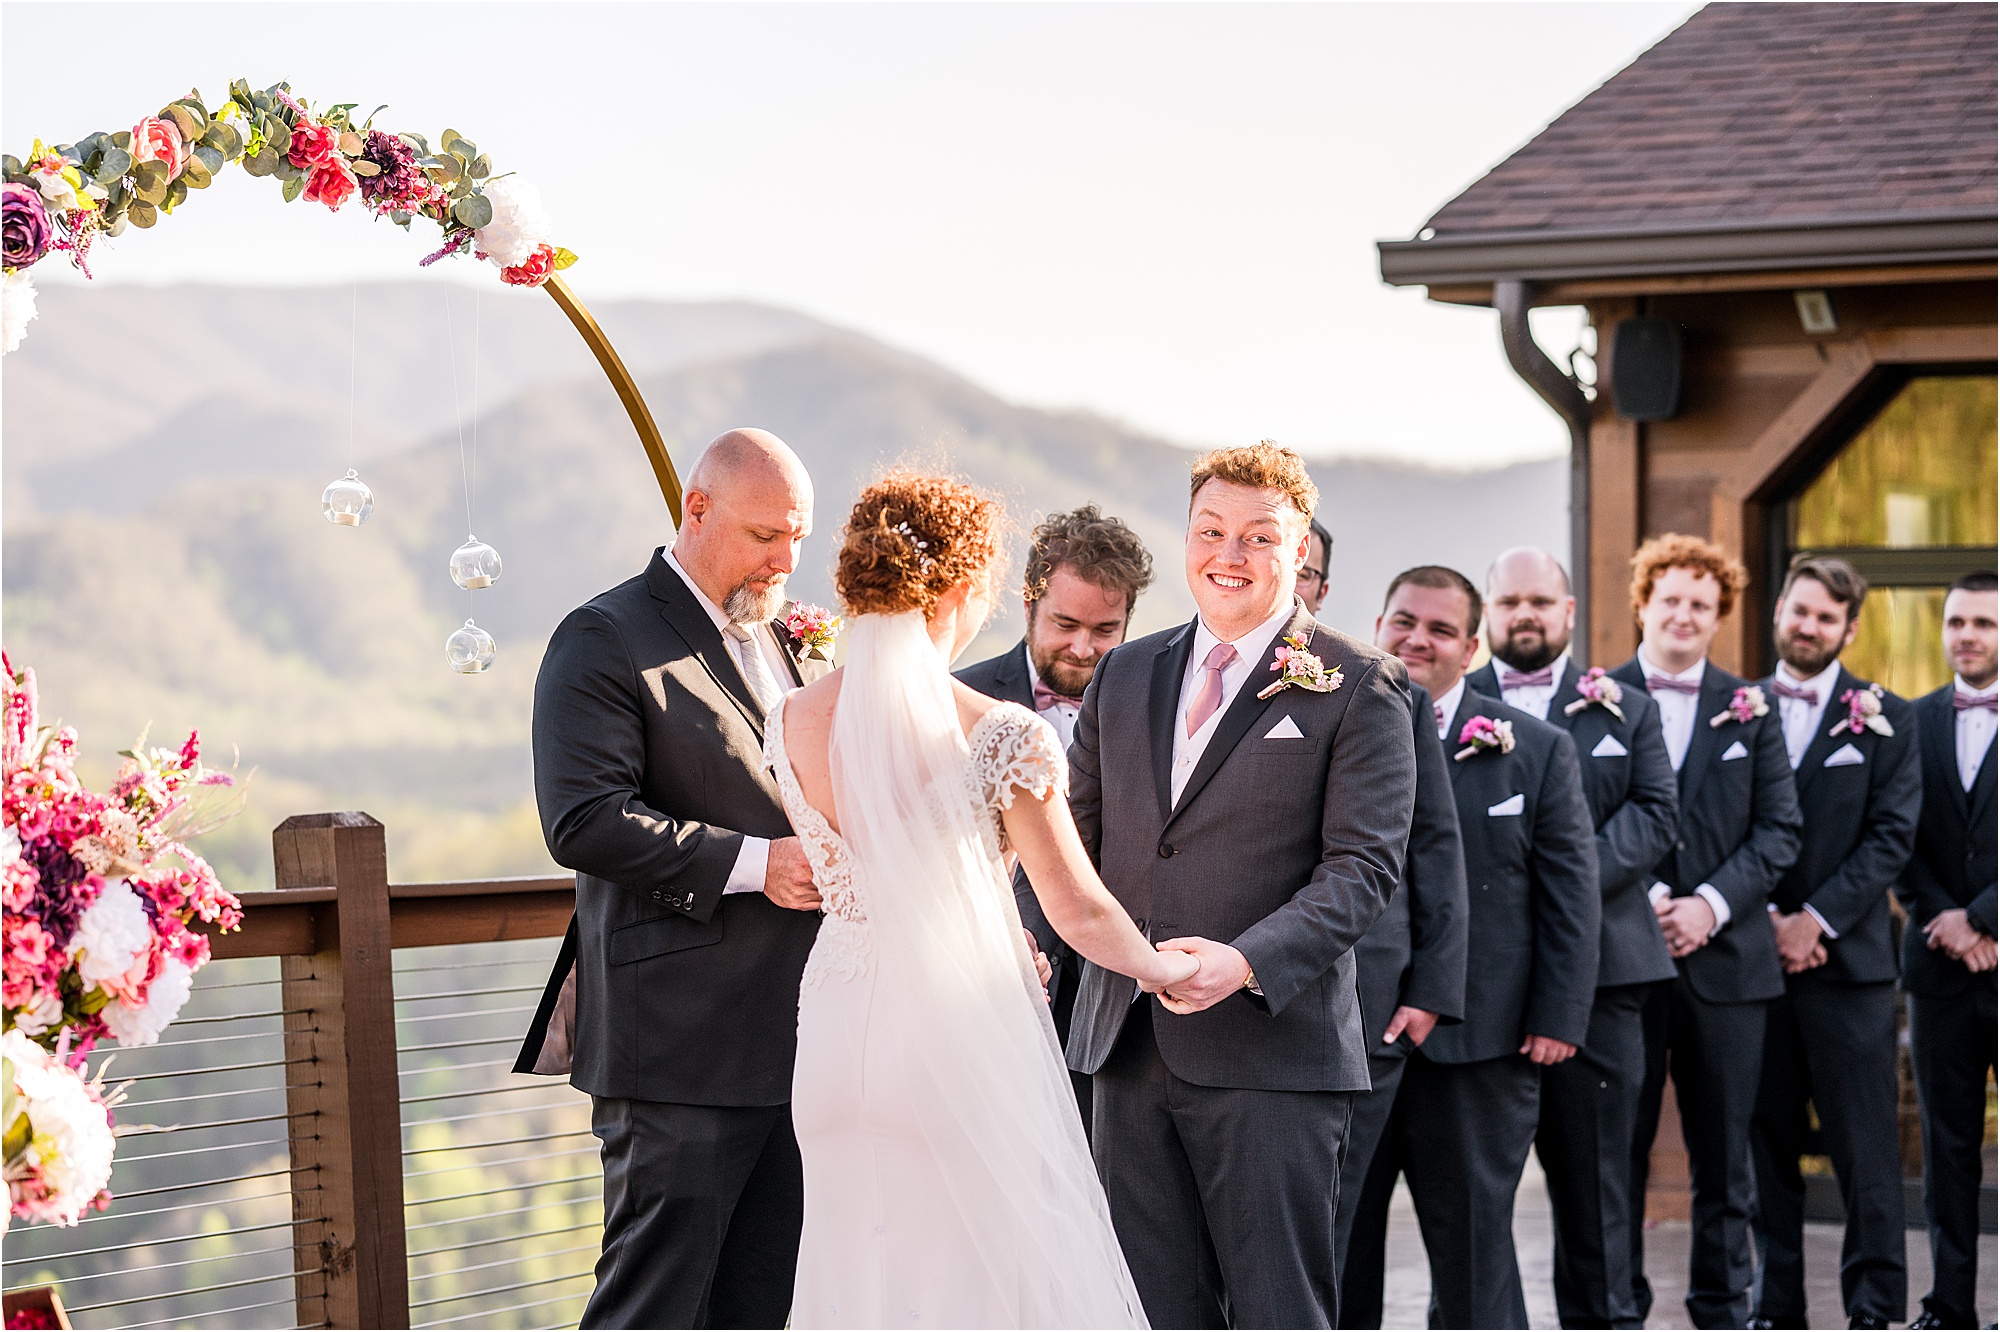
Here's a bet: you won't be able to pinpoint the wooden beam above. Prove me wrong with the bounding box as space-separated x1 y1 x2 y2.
1864 324 2000 364
1587 298 1641 668
1718 338 1879 503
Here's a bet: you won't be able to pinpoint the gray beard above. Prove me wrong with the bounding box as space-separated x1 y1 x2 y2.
724 579 786 625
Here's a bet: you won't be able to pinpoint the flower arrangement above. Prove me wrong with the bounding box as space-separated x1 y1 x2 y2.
783 604 843 664
1 81 576 353
1256 632 1343 700
1454 715 1516 762
1563 666 1626 722
1831 682 1894 738
1710 684 1769 728
2 1027 122 1233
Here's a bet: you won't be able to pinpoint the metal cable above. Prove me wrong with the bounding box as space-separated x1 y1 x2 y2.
106 1168 299 1203
40 1240 297 1284
64 1264 320 1312
167 1007 309 1027
397 1057 519 1080
406 1268 595 1313
403 1144 595 1181
403 1127 594 1157
405 1218 600 1259
22 1189 299 1243
395 984 546 1004
122 1107 310 1136
410 1240 598 1284
405 1198 601 1234
392 1004 538 1027
119 1295 318 1330
401 1081 583 1109
400 1100 590 1132
414 1289 590 1330
406 1173 600 1209
33 1213 323 1249
113 1134 300 1164
121 1080 315 1112
122 1055 313 1084
397 1035 526 1055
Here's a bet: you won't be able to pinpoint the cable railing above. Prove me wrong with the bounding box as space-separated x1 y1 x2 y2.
2 812 589 1330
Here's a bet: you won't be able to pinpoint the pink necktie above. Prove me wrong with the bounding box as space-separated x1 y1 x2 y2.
1501 664 1555 688
1955 691 1998 712
1772 679 1819 705
1186 643 1239 736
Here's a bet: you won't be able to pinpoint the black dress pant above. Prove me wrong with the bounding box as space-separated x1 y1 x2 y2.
1401 1049 1542 1330
1093 1003 1353 1330
1334 1049 1409 1328
1537 983 1650 1329
1750 972 1906 1326
582 1097 802 1329
1629 975 1768 1330
1910 982 1998 1328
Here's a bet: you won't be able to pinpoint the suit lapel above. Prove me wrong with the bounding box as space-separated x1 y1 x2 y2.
1677 671 1733 808
770 612 807 689
1789 667 1856 797
1464 661 1501 700
1550 658 1584 733
1168 603 1314 824
1148 622 1197 823
999 641 1035 711
1920 687 1970 822
648 554 768 737
1969 730 1998 829
1444 686 1487 789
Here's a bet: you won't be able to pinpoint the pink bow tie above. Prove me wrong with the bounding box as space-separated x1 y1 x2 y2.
1954 691 1998 713
1033 682 1083 713
1772 679 1819 705
1646 675 1702 695
1500 665 1555 688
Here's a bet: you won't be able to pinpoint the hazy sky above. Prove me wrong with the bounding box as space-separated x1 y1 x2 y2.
3 2 1693 468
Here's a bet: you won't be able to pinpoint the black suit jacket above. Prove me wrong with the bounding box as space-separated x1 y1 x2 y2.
1060 601 1416 1092
1610 657 1801 1006
1418 688 1600 1063
955 640 1037 711
1353 682 1470 1049
1896 683 1999 998
1761 667 1922 985
514 550 831 1104
1467 659 1680 989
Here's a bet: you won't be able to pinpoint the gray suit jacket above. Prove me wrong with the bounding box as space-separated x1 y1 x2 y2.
514 550 832 1105
955 640 1037 711
1060 601 1416 1093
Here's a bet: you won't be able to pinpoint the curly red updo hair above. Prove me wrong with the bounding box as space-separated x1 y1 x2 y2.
836 470 1007 618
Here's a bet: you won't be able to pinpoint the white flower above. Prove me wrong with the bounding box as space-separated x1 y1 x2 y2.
12 990 63 1037
3 1029 117 1226
101 956 192 1047
69 879 151 993
2 270 39 356
473 176 551 269
1 823 19 868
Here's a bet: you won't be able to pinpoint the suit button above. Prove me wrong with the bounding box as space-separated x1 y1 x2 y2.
1159 844 1175 859
1677 840 1686 851
650 890 665 901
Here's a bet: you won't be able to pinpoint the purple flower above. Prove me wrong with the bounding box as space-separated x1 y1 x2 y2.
358 130 429 212
3 182 53 269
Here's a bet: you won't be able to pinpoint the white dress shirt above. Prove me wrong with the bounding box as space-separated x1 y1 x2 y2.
1638 649 1705 772
1494 651 1569 722
1431 677 1467 742
1638 650 1730 936
1024 649 1080 752
1955 675 1998 791
662 549 800 897
1170 605 1293 807
1773 657 1842 769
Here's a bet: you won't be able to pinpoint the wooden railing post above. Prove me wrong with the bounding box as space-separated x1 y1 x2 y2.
275 812 410 1330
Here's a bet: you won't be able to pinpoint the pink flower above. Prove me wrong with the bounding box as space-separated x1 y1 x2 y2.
302 163 357 211
1454 715 1516 761
286 120 342 172
1564 667 1626 721
129 117 187 179
499 243 556 287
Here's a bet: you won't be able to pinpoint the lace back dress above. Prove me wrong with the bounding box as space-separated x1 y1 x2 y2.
766 693 1145 1329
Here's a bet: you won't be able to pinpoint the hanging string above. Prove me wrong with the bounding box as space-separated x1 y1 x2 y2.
345 285 359 471
470 289 480 534
443 288 475 537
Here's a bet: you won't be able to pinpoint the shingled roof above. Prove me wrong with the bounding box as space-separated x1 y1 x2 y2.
1380 2 1998 288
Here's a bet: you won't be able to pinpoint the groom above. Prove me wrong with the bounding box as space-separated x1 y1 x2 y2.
515 429 831 1329
1048 442 1417 1329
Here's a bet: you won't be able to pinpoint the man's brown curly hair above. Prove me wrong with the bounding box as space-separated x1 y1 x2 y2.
1629 533 1750 620
1022 505 1155 615
836 470 1006 618
1188 440 1319 524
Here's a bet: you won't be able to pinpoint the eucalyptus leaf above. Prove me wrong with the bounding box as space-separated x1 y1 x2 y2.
111 129 133 151
2 156 22 179
126 201 157 229
194 145 224 174
338 130 365 156
105 179 130 209
281 174 305 204
164 104 203 144
452 193 493 229
263 118 291 156
404 131 431 155
132 159 169 202
272 158 303 182
94 148 132 184
241 148 278 178
350 159 381 177
469 154 491 180
183 154 216 188
364 104 389 129
230 78 253 103
441 128 464 153
163 177 188 212
433 154 462 184
76 132 107 158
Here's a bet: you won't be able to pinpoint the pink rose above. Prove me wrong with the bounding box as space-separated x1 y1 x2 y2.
130 116 186 179
500 243 557 287
287 120 342 172
302 163 357 211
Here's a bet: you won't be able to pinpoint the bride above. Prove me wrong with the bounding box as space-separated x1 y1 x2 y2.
765 471 1198 1329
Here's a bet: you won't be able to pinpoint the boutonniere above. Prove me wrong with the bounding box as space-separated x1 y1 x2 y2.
1710 684 1768 728
1454 715 1515 762
1830 682 1893 737
1256 632 1342 700
783 603 842 663
1563 666 1626 722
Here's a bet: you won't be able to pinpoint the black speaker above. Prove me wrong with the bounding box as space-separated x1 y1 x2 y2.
1610 318 1683 422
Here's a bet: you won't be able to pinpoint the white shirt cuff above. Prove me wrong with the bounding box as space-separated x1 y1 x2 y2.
1648 882 1671 907
1801 903 1838 939
1693 884 1731 936
723 836 770 896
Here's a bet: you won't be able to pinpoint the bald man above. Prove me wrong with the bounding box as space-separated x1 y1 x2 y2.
1466 547 1679 1329
517 429 831 1329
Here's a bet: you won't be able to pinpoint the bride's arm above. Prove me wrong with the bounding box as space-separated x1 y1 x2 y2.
1002 789 1197 991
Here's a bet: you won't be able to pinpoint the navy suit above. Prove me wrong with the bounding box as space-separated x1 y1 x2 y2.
1469 658 1679 1329
1897 683 1998 1327
1749 667 1920 1327
1613 657 1803 1330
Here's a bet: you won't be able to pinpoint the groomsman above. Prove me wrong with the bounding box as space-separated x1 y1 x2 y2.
964 503 1155 1128
1375 565 1599 1329
1614 534 1803 1330
1898 570 1998 1331
1748 556 1921 1329
1333 674 1469 1329
1466 546 1679 1330
1300 516 1334 615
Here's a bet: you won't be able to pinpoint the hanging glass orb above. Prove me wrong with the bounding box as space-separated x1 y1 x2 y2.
321 469 375 527
445 619 496 674
450 535 504 590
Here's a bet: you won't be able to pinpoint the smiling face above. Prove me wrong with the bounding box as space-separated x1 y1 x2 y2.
1639 565 1723 673
1485 548 1574 672
1184 479 1306 641
1026 566 1130 697
1773 574 1859 678
1944 587 1999 689
1375 582 1480 699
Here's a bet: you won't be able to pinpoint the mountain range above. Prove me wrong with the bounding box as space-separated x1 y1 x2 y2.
1 281 1566 890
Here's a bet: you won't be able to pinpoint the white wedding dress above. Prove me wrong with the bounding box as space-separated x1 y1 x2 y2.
765 611 1146 1329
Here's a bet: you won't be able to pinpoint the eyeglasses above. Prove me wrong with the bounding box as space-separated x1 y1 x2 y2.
1299 566 1327 586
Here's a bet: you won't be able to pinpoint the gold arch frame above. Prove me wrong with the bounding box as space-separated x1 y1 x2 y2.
541 274 684 524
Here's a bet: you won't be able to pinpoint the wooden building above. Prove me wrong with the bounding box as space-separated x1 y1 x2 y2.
1379 1 1997 698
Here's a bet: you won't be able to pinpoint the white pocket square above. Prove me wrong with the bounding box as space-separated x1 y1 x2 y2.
1590 734 1628 758
1263 715 1304 740
1721 740 1749 761
1487 793 1525 817
1824 742 1866 767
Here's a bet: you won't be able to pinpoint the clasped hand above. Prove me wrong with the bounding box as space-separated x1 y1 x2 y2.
1149 937 1249 1014
1924 908 1998 972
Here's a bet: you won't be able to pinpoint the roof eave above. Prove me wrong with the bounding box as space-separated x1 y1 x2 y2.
1377 210 1998 290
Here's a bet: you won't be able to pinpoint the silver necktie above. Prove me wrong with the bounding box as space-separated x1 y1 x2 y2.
724 623 784 712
